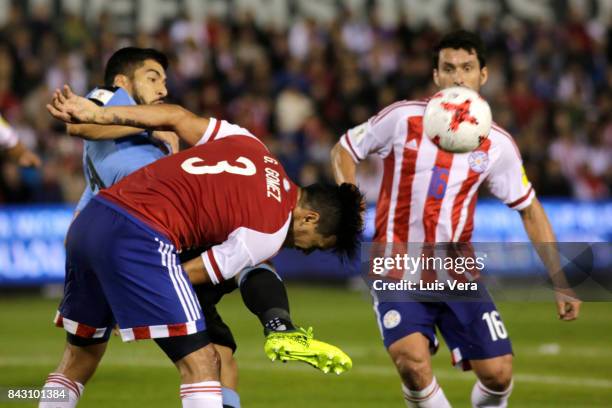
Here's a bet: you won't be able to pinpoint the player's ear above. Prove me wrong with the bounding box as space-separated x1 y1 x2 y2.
433 69 440 87
304 210 320 225
479 66 488 87
293 206 320 226
114 74 130 89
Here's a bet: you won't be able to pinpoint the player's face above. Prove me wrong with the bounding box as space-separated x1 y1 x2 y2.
295 232 337 255
433 48 488 92
130 59 168 105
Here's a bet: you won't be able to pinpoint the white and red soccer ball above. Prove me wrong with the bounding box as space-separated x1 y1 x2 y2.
423 86 492 153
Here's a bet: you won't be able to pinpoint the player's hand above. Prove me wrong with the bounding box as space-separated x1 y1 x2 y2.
7 143 42 168
17 148 42 168
555 291 581 321
46 85 101 124
182 256 211 285
152 131 180 154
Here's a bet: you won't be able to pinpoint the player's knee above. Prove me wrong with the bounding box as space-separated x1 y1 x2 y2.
392 350 432 389
177 344 221 382
237 262 279 287
478 355 513 391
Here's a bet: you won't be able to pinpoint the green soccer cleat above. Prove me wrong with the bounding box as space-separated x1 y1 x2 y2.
264 327 353 375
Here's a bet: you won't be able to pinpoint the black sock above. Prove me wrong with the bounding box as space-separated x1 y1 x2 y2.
239 267 296 333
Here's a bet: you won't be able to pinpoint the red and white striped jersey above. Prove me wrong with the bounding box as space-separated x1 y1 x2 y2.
101 119 298 284
340 100 534 244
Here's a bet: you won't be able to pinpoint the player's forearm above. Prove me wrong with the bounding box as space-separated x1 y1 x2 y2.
331 143 357 185
182 256 211 285
520 199 570 290
66 123 144 140
94 105 208 146
93 104 189 129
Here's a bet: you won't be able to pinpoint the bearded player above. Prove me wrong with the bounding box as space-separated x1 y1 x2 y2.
61 47 349 408
331 30 580 407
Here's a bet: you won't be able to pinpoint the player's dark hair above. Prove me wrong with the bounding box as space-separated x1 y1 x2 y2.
301 183 364 259
104 47 168 87
433 30 486 69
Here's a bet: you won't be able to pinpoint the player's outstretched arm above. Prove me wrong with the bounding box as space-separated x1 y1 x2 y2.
62 91 175 143
331 142 357 185
47 85 208 146
520 198 581 321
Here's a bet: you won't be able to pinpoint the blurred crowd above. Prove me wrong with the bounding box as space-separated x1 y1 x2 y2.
0 3 610 204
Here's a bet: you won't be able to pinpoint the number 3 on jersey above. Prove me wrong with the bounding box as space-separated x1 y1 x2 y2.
181 156 256 176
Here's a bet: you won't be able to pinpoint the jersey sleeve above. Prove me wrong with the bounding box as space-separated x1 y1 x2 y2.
486 135 535 211
196 118 257 146
0 115 19 150
86 86 137 107
339 107 402 162
200 216 291 284
87 87 116 105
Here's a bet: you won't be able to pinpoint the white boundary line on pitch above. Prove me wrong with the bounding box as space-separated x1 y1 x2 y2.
340 344 612 359
2 356 611 389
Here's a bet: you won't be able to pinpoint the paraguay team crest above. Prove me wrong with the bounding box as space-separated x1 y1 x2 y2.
382 310 402 329
468 151 489 173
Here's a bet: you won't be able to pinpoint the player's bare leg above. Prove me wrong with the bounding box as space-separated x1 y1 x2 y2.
39 340 107 407
387 333 451 408
388 333 433 389
214 344 240 407
155 331 222 407
470 354 513 408
174 344 222 407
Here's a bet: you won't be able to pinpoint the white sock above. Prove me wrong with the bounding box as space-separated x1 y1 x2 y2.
181 381 223 408
39 372 84 407
471 380 513 408
402 377 452 407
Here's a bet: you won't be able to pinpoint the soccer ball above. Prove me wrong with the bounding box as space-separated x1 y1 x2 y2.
423 86 492 153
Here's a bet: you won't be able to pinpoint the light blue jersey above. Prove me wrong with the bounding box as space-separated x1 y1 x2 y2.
75 87 169 212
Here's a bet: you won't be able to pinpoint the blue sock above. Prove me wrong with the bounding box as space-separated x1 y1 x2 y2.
221 387 240 408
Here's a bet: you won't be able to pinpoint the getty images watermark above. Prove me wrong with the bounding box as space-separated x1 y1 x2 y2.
371 252 486 292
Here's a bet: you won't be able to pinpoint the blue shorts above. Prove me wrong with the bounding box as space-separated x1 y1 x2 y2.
55 197 205 342
374 297 512 370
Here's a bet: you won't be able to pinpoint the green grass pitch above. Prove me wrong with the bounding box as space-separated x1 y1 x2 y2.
1 284 611 407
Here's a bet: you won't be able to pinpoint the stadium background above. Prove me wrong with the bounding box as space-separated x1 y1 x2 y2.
1 0 611 407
